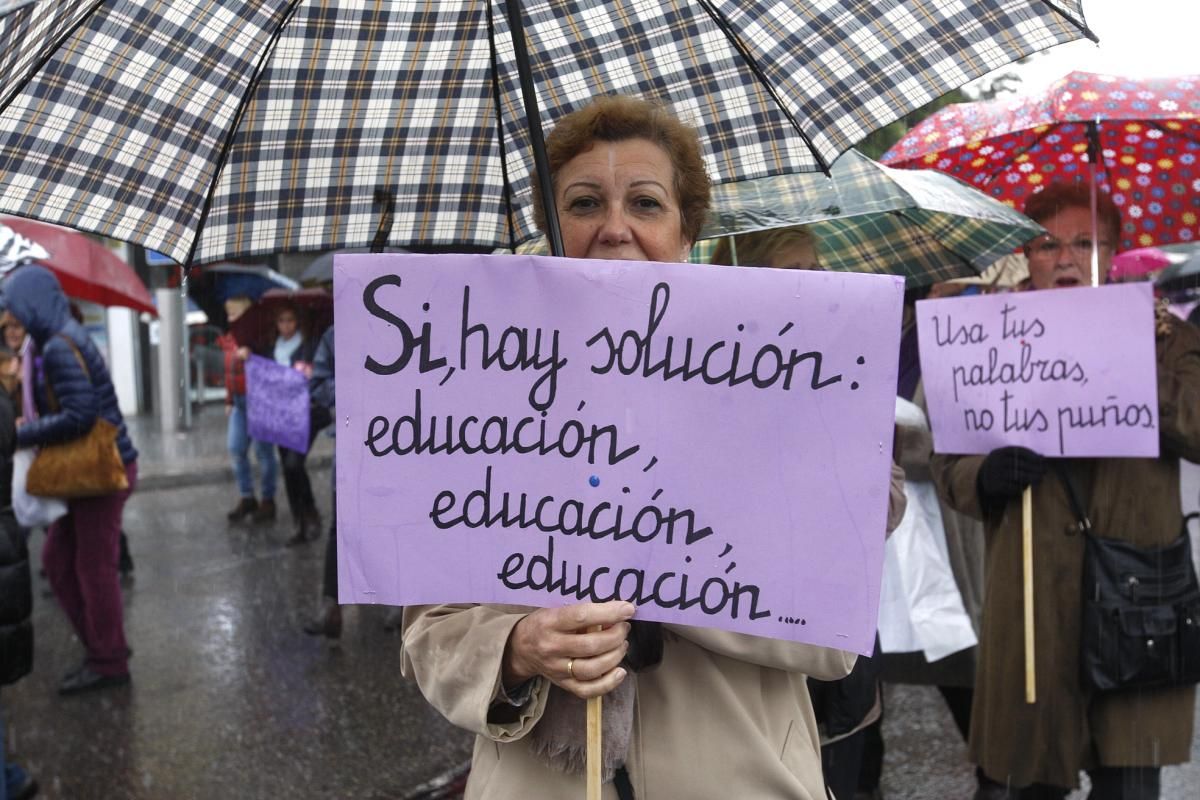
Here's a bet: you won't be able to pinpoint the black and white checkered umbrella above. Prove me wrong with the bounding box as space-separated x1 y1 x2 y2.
0 0 1092 264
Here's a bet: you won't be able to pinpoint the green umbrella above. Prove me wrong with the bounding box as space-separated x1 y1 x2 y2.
697 149 1045 287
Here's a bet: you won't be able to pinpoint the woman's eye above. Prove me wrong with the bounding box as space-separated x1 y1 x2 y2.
567 197 599 211
634 197 663 211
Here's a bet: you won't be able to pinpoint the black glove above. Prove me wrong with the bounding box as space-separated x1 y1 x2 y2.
623 620 664 672
976 446 1046 513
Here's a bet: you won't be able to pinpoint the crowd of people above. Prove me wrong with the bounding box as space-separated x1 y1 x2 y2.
1 93 1197 800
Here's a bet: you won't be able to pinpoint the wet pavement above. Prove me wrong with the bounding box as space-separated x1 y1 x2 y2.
3 408 1197 798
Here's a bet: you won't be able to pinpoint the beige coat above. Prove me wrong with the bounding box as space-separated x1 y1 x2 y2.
401 467 906 799
403 605 855 799
931 311 1200 789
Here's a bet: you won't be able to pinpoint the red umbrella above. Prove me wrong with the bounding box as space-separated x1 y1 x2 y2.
0 216 156 315
881 71 1200 252
229 288 332 351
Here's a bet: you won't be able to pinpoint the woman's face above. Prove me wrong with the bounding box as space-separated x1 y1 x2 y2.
3 321 24 351
276 311 298 339
1023 205 1113 290
556 138 689 264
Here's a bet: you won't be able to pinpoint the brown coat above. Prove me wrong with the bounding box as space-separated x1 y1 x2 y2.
402 605 855 799
931 312 1200 789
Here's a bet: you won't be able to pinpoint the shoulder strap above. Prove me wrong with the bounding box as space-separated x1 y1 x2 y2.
42 332 92 412
55 332 91 381
1053 462 1093 535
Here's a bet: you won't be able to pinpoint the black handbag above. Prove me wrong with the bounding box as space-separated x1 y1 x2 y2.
1057 467 1200 691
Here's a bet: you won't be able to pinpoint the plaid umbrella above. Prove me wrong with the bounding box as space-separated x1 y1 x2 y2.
881 71 1200 252
0 1 1091 264
696 149 1044 286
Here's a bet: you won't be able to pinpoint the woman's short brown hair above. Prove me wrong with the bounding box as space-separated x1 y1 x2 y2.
1022 182 1122 244
530 95 712 246
709 226 820 268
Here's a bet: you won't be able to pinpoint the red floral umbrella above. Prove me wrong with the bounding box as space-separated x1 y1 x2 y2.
0 216 156 315
881 71 1200 252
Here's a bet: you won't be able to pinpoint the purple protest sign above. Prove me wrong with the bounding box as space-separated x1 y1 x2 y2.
917 283 1158 457
334 253 903 654
245 355 311 453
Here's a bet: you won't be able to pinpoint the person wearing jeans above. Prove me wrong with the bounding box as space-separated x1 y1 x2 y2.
220 296 277 523
226 394 277 517
5 266 138 695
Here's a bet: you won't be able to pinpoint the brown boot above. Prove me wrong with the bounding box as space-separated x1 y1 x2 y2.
251 498 276 523
226 497 258 522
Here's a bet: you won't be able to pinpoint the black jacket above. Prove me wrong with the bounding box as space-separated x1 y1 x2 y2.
0 389 32 686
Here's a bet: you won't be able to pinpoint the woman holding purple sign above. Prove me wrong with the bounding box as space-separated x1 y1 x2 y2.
266 302 324 546
402 96 906 799
933 183 1200 800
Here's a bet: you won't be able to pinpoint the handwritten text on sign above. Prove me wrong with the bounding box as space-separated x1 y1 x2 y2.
917 283 1158 457
246 355 311 454
335 254 903 654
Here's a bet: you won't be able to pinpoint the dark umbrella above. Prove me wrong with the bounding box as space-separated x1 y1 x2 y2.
0 1 1093 263
300 247 407 284
1155 250 1200 294
229 287 332 350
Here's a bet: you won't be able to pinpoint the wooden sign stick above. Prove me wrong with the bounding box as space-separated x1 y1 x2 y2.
587 624 603 800
587 693 602 799
1023 486 1036 704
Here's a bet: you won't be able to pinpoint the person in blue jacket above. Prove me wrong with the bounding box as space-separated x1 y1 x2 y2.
3 266 138 695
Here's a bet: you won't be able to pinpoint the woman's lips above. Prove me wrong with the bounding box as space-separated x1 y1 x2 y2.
1055 275 1081 287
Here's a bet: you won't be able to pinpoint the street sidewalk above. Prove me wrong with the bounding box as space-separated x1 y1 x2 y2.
127 404 333 491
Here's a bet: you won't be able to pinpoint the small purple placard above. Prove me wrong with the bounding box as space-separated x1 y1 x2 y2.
245 354 311 454
334 253 904 654
917 283 1159 457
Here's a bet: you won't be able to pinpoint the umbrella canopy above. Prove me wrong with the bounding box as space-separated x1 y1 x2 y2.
697 149 1045 286
0 216 155 315
881 71 1200 251
1155 249 1200 294
229 287 332 350
1108 246 1172 282
300 247 408 284
202 262 299 300
0 1 1091 264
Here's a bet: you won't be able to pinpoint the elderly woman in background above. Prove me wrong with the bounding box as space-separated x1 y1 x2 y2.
933 182 1200 800
403 96 903 799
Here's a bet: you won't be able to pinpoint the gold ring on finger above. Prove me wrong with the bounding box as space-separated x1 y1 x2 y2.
567 657 575 680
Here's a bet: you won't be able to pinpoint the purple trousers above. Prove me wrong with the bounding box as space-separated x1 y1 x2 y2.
43 460 137 677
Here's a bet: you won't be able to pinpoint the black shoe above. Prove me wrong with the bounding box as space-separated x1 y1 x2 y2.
303 510 323 540
302 601 342 639
9 774 38 800
61 660 87 682
118 531 134 575
227 497 258 522
58 667 130 696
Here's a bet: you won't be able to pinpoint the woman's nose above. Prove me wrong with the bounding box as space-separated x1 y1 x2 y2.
597 206 632 245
